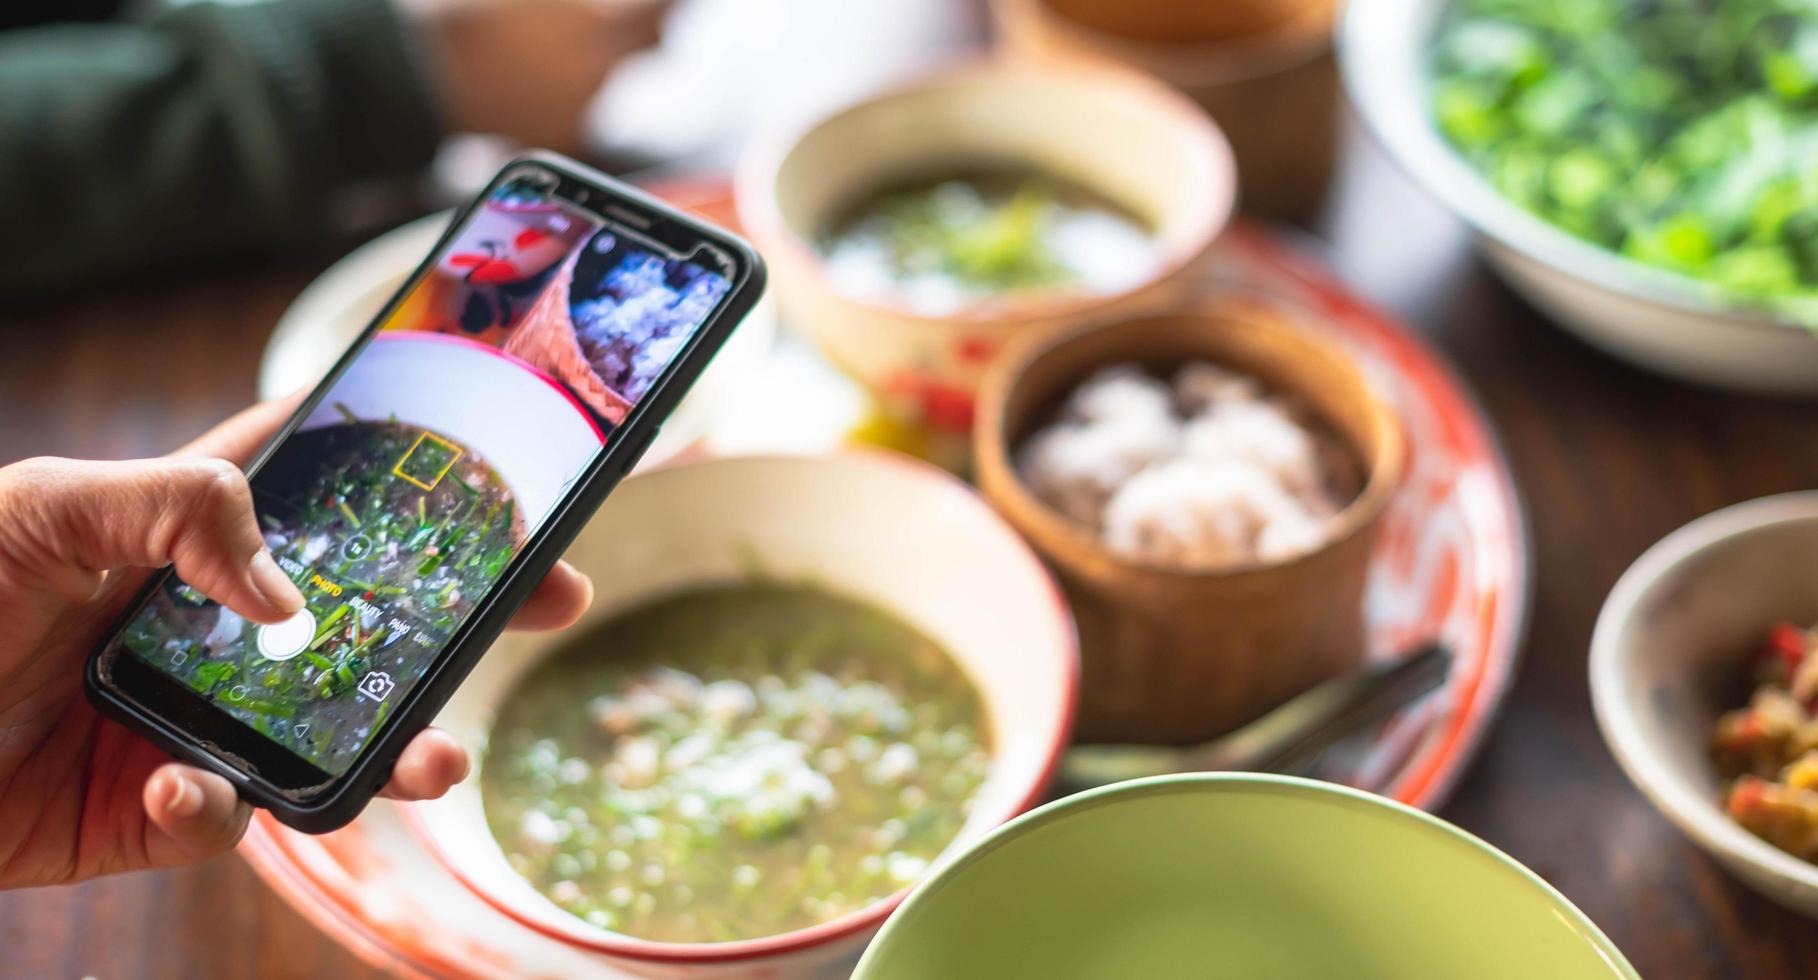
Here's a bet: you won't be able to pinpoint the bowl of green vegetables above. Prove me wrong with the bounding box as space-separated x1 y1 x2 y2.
1341 0 1818 394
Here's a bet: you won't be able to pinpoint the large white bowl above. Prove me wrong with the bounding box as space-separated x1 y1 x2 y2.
1340 0 1818 395
261 211 778 468
1591 493 1818 918
406 452 1079 977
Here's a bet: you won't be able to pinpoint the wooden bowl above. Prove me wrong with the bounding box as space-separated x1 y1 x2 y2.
975 299 1404 743
735 62 1234 437
993 0 1340 223
1035 0 1314 42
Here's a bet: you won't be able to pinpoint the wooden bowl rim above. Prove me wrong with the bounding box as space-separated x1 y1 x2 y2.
992 0 1338 87
975 297 1406 582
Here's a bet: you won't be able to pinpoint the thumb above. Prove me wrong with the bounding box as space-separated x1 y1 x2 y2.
0 456 305 624
142 763 254 866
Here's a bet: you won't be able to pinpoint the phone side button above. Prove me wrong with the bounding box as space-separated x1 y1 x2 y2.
622 426 662 464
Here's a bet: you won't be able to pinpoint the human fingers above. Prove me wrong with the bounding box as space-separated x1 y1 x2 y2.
141 762 255 865
0 456 304 623
377 727 470 801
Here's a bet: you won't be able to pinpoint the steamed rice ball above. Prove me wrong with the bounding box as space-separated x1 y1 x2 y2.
1102 458 1328 567
1172 361 1262 414
1014 358 1354 570
1064 365 1176 428
1016 415 1178 527
1015 366 1182 527
1180 399 1323 500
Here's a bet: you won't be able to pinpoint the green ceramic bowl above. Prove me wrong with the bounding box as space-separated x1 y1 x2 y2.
854 774 1636 979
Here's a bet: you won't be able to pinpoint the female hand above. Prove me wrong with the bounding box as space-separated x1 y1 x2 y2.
0 398 591 888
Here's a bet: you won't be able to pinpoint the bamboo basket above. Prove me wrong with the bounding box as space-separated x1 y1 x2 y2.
503 252 636 426
975 299 1405 743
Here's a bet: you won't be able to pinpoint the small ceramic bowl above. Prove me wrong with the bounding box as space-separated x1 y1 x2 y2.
406 453 1078 977
854 773 1638 979
993 0 1341 222
1591 492 1818 918
1340 0 1818 395
975 299 1404 744
735 61 1234 436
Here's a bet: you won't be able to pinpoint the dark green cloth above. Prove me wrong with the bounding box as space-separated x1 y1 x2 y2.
0 0 444 296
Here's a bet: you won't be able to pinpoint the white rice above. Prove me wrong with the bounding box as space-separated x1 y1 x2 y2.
1016 361 1353 569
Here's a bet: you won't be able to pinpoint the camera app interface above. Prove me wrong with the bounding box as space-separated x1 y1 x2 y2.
113 171 736 775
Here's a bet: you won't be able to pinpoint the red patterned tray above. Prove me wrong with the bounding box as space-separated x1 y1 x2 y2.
237 192 1528 978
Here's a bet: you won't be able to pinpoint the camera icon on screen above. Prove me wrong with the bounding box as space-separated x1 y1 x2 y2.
356 671 396 703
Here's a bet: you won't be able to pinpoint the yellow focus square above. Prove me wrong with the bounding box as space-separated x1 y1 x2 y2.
392 431 464 491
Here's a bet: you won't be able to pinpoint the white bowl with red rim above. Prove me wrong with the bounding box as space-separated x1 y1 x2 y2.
735 60 1235 437
404 452 1079 977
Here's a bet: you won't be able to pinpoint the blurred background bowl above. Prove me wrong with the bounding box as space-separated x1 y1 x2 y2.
975 299 1403 744
1339 0 1818 396
408 452 1078 977
735 61 1234 437
854 773 1638 979
992 0 1340 223
258 210 777 468
1591 493 1818 918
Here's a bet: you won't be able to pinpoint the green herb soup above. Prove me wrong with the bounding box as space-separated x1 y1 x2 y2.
481 584 993 944
1430 0 1818 309
819 171 1158 314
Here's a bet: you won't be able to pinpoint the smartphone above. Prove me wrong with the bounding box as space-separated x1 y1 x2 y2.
86 153 765 833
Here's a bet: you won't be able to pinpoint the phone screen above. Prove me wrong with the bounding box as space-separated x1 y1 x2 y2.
106 168 742 777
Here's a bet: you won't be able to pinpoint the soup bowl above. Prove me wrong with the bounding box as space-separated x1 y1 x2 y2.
854 773 1637 978
406 452 1078 976
975 299 1404 744
1591 493 1818 918
735 61 1234 440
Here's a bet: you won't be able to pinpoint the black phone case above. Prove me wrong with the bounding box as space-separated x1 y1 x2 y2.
85 152 767 834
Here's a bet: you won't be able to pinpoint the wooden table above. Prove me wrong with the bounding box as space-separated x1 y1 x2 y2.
4 127 1817 979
